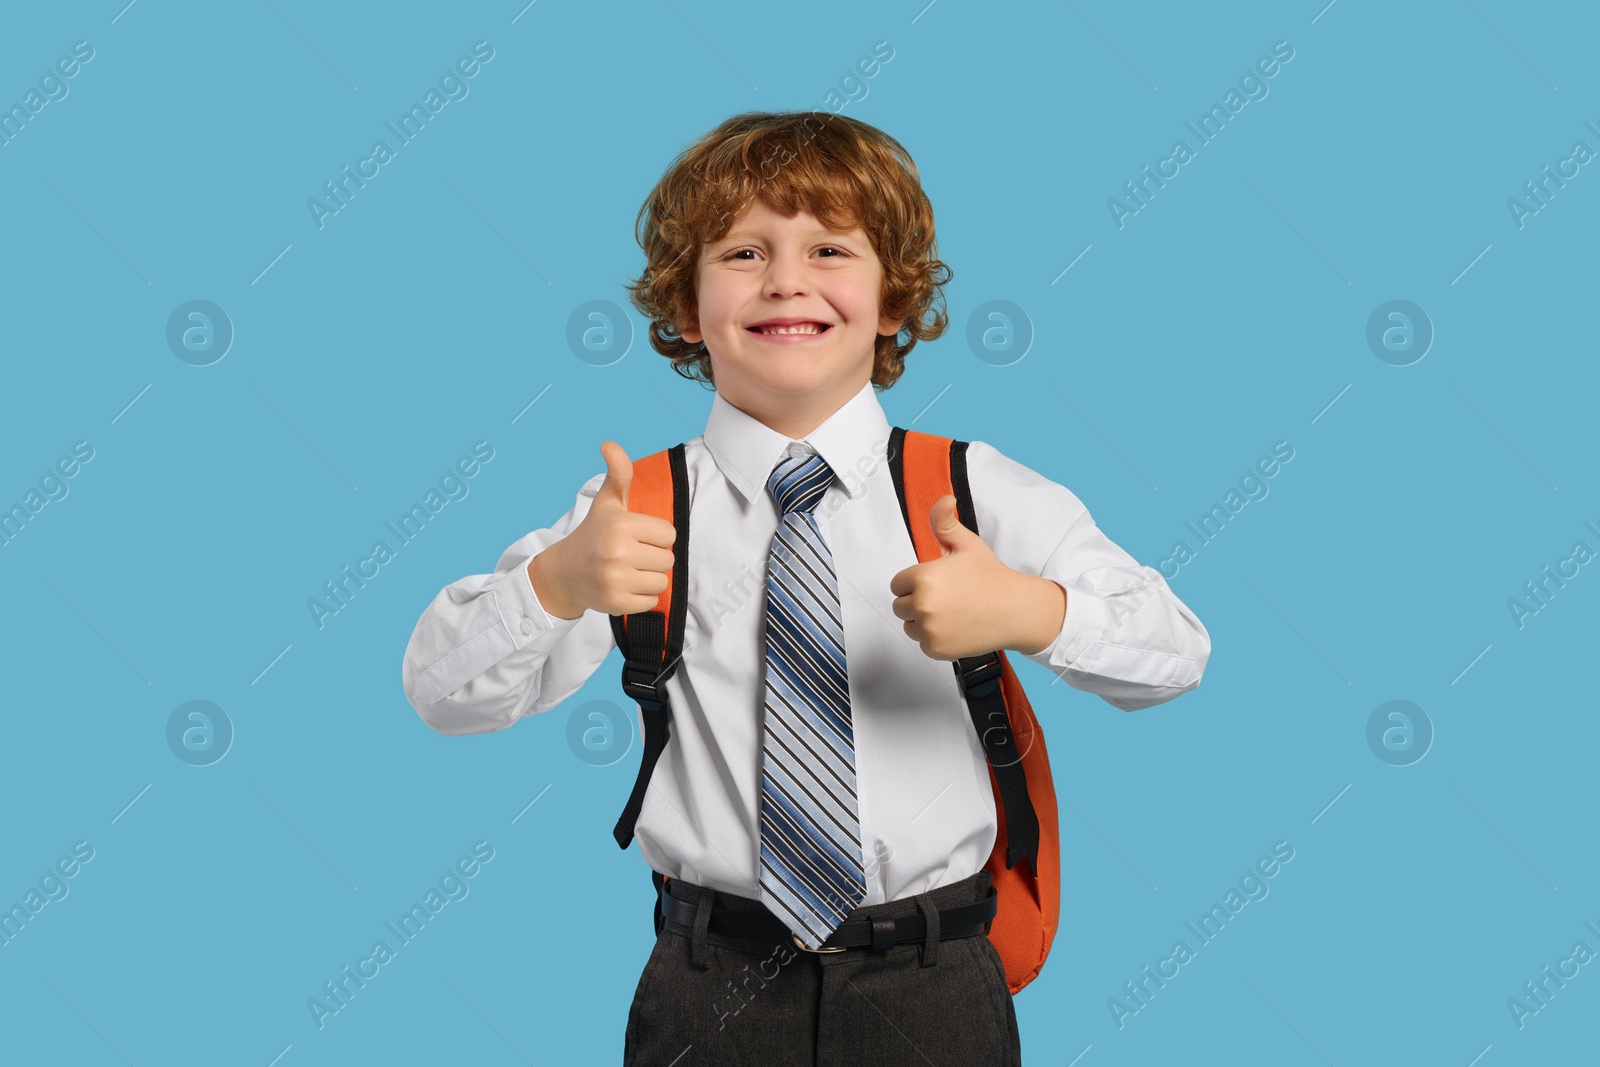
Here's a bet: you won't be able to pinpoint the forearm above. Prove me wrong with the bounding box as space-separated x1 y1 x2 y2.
958 439 1210 708
1020 569 1211 710
403 555 578 734
404 505 605 733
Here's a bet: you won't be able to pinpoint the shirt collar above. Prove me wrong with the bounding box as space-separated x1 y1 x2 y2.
702 380 890 506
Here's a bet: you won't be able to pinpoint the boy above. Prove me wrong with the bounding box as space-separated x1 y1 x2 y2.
402 110 1209 1065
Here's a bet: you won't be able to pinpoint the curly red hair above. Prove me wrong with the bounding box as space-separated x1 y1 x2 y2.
625 110 951 391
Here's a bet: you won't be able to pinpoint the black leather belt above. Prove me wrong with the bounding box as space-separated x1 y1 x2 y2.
660 879 997 954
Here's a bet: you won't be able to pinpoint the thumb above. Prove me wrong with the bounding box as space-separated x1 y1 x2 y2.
594 440 633 511
929 494 972 557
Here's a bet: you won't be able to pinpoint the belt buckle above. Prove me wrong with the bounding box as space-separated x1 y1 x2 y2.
792 931 848 954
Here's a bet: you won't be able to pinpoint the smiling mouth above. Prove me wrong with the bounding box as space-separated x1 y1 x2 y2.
748 323 832 335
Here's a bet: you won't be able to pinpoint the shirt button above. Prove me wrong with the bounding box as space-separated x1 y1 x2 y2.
520 617 534 635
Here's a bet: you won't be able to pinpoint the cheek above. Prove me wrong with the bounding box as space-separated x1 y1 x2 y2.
698 284 744 331
854 270 887 317
853 291 885 326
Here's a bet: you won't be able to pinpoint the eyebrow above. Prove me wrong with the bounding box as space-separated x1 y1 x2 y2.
709 228 858 246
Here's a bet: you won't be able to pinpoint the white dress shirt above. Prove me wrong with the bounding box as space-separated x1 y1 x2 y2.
401 380 1210 906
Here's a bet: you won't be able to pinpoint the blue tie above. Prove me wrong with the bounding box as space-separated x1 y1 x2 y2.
758 449 867 949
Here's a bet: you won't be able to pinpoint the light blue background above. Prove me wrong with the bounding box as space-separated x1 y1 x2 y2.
2 1 1595 1063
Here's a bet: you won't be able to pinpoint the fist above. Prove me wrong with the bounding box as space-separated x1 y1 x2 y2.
542 441 677 618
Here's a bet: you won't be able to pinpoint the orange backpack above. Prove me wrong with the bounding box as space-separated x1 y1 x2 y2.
606 427 1061 994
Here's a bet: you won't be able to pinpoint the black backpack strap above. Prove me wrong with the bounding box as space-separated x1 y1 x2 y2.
886 427 1042 874
609 443 691 850
651 869 667 936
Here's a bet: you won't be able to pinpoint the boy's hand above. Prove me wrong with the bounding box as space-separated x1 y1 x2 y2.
889 495 1068 661
527 441 676 620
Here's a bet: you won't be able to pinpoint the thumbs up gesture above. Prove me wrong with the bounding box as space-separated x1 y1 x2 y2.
889 495 1068 661
528 441 677 619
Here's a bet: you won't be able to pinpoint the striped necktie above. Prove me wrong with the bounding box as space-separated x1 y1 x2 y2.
757 448 867 949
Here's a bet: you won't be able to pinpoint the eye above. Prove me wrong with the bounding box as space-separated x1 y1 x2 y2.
817 246 848 258
725 248 757 261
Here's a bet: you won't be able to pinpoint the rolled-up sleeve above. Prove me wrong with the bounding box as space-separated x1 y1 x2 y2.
966 441 1210 711
401 472 618 735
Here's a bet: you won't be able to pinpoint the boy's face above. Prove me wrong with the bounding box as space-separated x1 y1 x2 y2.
682 200 903 439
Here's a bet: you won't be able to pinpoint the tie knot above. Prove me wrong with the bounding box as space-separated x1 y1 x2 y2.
767 451 834 516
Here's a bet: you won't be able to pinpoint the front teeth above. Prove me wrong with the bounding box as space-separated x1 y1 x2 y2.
757 324 824 335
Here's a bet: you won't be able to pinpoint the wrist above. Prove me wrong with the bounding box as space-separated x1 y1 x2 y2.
1010 574 1066 655
528 547 584 621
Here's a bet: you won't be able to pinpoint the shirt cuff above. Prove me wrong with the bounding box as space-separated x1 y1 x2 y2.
495 558 585 653
1039 581 1110 674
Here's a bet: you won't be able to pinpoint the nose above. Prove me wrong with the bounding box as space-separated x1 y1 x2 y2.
764 247 809 299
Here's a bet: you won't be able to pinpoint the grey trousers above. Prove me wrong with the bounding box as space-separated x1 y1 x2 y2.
622 867 1022 1066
